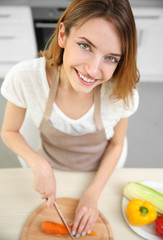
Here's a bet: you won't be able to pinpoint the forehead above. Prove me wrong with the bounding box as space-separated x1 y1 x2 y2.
69 17 122 54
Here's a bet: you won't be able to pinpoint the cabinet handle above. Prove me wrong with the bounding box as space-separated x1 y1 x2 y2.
0 60 17 63
0 36 15 39
134 15 159 20
0 14 11 18
35 23 57 28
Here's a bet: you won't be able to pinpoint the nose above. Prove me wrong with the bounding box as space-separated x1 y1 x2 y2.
85 56 102 79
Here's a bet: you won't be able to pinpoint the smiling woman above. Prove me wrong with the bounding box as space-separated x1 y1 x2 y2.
55 17 122 94
44 0 139 105
1 0 139 239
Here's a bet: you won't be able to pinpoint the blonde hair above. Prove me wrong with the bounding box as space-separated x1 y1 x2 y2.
41 0 140 106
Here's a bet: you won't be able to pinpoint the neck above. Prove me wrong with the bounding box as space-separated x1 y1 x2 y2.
59 65 73 91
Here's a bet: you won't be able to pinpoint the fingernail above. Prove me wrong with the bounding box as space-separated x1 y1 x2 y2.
75 234 80 238
72 230 76 236
82 232 86 236
87 230 91 234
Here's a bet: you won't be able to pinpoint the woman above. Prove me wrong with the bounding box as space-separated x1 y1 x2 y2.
1 0 139 237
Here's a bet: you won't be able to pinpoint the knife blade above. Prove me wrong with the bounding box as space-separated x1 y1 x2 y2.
53 201 75 240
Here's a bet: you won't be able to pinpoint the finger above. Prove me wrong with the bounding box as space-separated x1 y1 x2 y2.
40 193 47 199
84 210 99 234
72 207 87 235
46 194 55 206
75 211 89 235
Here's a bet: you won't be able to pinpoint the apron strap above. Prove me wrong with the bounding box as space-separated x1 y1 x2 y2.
44 68 104 130
44 68 59 120
94 85 104 130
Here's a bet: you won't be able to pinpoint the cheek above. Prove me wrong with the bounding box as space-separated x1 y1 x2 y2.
104 65 118 80
63 47 79 65
64 42 90 66
64 51 88 68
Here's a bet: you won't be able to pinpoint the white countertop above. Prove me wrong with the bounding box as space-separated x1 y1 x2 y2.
0 168 162 240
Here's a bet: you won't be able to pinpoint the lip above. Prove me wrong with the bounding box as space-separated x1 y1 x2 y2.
75 69 98 86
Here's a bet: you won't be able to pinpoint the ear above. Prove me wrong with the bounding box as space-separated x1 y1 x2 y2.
58 22 66 48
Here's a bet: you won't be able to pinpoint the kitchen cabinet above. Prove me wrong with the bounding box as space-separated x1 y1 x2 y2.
0 6 37 78
133 8 163 82
1 4 163 82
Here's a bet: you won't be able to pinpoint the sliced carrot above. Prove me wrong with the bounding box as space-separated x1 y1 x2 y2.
42 221 98 235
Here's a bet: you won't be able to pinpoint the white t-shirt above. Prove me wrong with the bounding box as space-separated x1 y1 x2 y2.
1 57 139 140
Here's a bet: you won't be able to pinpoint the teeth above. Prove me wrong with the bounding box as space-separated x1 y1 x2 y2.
78 72 95 83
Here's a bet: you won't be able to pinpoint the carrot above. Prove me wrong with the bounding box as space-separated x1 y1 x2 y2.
42 221 98 235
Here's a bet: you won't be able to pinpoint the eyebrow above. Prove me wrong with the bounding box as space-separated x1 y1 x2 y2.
77 37 122 57
78 37 96 48
110 53 122 57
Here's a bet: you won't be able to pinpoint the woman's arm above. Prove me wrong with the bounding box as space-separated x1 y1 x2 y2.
88 117 128 198
72 118 128 236
1 101 56 206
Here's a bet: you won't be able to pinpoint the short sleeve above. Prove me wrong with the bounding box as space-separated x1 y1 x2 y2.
1 64 27 108
122 89 139 118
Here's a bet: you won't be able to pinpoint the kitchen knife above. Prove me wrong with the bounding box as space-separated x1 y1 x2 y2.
53 201 75 240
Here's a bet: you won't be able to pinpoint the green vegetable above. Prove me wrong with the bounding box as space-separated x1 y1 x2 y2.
123 182 163 215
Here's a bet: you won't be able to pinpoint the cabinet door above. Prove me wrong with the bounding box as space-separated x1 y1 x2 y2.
0 23 37 62
0 6 31 23
134 8 163 81
0 6 37 78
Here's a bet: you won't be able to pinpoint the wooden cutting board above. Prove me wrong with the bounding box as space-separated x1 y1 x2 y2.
21 197 114 240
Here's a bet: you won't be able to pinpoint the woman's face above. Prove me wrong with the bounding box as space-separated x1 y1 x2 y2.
58 17 122 94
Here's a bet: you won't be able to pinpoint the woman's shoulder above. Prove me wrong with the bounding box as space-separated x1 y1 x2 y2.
6 57 46 75
3 57 48 90
1 57 48 109
101 81 139 117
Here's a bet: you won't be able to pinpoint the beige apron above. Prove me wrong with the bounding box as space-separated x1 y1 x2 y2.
38 69 108 171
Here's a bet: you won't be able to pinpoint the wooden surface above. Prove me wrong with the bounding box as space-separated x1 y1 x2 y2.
0 168 163 240
21 198 114 240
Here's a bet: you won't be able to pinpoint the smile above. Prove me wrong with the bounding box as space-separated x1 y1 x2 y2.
78 72 95 83
75 69 97 86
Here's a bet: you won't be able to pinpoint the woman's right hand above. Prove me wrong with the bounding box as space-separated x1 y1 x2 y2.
0 102 56 206
32 158 56 206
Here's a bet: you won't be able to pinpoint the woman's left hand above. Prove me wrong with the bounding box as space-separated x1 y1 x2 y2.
71 192 99 237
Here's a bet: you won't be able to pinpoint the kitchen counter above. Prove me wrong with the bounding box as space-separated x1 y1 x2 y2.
0 168 162 239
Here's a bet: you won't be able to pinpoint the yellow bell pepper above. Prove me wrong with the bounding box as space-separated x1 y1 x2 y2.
126 199 157 226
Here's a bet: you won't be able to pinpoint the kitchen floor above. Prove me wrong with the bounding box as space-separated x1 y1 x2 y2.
0 82 163 168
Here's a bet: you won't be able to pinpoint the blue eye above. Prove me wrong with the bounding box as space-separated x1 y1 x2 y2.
78 43 90 50
106 56 119 64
